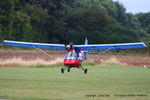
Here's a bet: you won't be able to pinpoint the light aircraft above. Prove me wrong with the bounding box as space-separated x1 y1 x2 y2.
3 38 146 74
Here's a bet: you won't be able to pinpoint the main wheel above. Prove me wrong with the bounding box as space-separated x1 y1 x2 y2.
61 68 64 74
84 68 88 74
67 67 70 72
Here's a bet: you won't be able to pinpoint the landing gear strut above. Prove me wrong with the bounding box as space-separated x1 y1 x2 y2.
61 66 88 74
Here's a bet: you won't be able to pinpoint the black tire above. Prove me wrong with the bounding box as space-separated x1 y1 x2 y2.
67 67 70 72
84 68 88 74
61 68 64 74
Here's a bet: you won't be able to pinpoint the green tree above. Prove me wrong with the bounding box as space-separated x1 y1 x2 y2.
22 23 35 41
137 12 150 29
0 24 3 42
22 4 49 42
147 25 150 34
0 0 146 44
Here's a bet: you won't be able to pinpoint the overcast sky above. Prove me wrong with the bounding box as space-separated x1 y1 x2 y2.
113 0 150 14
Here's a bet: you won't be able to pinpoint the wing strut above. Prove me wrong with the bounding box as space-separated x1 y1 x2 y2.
84 46 116 67
85 46 114 62
32 46 55 60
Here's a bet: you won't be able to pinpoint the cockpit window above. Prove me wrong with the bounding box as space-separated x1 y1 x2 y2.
65 50 80 60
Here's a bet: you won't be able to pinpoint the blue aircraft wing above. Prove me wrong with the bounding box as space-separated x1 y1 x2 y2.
4 40 146 51
74 42 146 51
4 40 66 50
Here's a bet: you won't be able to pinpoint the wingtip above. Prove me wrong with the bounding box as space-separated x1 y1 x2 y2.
142 42 147 48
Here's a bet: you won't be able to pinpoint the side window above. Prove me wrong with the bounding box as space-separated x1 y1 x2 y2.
78 53 82 60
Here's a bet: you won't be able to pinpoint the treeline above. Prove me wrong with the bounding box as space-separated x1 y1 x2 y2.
0 0 149 44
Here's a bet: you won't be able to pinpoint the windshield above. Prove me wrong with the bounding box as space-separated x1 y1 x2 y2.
65 50 80 60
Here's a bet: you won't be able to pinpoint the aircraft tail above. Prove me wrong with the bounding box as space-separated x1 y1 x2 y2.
84 37 88 60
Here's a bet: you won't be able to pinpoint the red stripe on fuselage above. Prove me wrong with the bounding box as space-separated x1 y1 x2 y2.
64 59 81 67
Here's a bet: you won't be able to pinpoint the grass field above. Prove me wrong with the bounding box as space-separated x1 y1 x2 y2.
0 64 150 100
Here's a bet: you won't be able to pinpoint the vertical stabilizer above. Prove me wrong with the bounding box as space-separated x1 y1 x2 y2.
84 37 88 60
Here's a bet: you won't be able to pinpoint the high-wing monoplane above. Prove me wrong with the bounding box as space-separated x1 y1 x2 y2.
3 38 146 74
